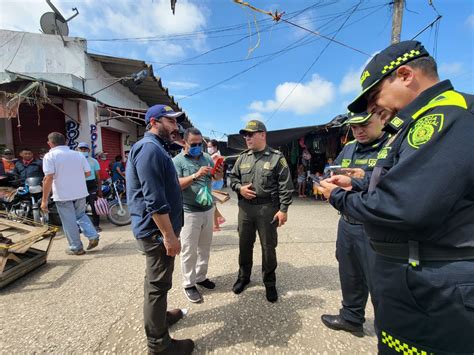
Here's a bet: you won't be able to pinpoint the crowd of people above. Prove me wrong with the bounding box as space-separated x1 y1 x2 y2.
2 39 472 355
124 40 473 355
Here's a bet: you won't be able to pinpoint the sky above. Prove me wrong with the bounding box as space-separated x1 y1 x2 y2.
1 0 473 140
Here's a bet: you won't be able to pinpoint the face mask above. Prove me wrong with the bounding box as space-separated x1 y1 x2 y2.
207 147 215 154
188 146 202 157
81 152 89 158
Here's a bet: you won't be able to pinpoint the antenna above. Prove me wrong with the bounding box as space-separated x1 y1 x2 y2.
40 0 79 45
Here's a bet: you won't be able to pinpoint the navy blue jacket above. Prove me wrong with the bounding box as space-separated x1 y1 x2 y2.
13 159 44 184
126 132 183 239
330 80 474 248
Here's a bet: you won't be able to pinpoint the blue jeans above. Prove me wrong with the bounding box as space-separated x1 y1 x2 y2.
56 198 99 251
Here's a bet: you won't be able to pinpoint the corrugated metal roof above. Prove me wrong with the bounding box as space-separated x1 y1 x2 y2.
88 53 192 127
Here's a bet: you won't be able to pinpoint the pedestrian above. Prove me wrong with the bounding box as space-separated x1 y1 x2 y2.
126 104 194 354
40 132 99 255
38 148 49 160
173 128 222 303
96 152 111 182
12 147 44 184
207 139 226 231
318 40 474 353
320 111 391 337
77 142 103 232
296 163 306 198
112 155 125 182
229 120 293 302
2 148 17 174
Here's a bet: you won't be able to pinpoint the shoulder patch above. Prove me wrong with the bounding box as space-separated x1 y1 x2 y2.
407 113 444 149
279 157 288 168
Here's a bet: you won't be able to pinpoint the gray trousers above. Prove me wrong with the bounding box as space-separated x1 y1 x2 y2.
237 201 278 286
136 235 174 353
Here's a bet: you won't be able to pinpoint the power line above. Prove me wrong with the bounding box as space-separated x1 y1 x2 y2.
5 33 25 70
265 1 363 124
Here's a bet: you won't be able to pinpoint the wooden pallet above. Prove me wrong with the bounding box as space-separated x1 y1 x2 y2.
0 214 57 288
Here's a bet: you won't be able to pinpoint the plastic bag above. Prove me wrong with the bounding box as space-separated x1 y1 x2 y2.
195 185 213 207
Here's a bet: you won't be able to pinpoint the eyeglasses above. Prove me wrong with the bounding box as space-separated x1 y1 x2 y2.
189 143 202 147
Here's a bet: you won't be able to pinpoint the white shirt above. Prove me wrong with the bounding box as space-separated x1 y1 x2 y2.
42 146 91 201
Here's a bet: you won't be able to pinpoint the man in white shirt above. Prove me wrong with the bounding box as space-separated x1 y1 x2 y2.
41 132 99 255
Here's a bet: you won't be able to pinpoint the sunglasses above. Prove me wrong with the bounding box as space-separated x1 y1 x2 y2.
188 143 202 147
242 131 261 138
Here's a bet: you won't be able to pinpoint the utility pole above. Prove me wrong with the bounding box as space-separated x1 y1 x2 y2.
391 0 404 44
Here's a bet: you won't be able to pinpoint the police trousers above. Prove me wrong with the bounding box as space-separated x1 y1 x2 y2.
136 235 175 353
374 255 474 354
237 200 278 286
336 218 376 325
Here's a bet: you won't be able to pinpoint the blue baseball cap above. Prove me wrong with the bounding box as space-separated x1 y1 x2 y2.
145 105 184 124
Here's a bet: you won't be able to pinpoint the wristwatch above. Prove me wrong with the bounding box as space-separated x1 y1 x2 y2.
192 173 197 181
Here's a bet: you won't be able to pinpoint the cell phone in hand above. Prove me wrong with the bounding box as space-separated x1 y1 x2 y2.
312 178 321 187
270 217 279 226
328 165 345 175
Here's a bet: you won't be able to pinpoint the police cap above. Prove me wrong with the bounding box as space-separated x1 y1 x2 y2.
344 112 372 125
348 41 430 113
239 120 267 135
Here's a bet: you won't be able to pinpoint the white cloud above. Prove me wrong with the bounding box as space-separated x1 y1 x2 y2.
466 14 474 29
249 74 335 115
438 62 465 76
241 112 265 123
339 68 361 94
0 0 209 60
166 80 199 90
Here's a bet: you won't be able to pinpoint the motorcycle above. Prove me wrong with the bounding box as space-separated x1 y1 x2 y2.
86 179 130 226
0 176 60 225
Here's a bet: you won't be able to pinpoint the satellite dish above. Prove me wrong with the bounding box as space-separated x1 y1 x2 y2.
39 0 79 39
40 12 69 36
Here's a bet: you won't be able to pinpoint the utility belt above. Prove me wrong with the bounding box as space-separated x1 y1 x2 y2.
341 214 363 225
242 196 273 205
370 240 474 266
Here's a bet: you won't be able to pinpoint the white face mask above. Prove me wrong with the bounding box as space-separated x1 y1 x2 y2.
207 147 215 154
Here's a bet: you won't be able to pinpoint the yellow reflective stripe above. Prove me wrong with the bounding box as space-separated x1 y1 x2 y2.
381 50 421 74
412 90 468 119
381 331 430 355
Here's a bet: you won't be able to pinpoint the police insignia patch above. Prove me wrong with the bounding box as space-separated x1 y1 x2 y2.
279 158 288 168
341 159 351 168
368 159 377 167
408 113 444 149
263 162 271 170
377 147 390 160
390 117 404 128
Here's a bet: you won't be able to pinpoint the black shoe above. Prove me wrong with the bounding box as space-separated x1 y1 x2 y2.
166 309 183 327
265 286 278 303
232 279 250 294
184 286 202 303
197 278 215 289
321 314 364 336
151 339 194 355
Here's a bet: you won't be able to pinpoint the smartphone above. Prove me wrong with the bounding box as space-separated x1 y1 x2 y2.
211 157 224 176
312 178 321 187
328 165 345 175
270 217 279 226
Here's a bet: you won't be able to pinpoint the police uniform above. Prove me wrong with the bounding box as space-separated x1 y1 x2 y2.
230 120 293 298
330 41 474 353
328 113 390 331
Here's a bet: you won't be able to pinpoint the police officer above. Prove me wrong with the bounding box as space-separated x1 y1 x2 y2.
230 120 293 302
321 111 391 336
318 41 474 353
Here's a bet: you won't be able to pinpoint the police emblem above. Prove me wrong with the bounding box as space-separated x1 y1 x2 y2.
408 113 444 149
377 147 390 160
263 162 271 170
341 159 351 168
368 159 377 168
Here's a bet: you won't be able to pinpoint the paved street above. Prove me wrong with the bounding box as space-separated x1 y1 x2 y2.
0 192 377 354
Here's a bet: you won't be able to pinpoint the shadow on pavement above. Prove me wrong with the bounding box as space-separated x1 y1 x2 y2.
204 262 339 297
177 290 323 352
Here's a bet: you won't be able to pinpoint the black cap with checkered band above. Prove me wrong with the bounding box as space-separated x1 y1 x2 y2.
348 41 430 113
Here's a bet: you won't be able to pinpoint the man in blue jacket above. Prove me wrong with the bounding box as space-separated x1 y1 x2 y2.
126 105 194 355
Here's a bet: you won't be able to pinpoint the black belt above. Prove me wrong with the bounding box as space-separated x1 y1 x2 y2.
341 214 362 225
242 197 273 205
370 240 474 266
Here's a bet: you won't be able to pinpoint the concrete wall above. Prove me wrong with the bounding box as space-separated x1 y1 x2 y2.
0 30 146 154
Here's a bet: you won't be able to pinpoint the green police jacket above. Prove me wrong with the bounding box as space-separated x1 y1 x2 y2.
230 145 294 212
